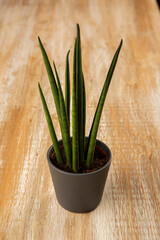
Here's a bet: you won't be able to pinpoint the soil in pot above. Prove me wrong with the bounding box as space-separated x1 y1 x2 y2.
50 145 109 173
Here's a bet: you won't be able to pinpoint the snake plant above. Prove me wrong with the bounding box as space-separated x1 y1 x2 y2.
38 24 122 172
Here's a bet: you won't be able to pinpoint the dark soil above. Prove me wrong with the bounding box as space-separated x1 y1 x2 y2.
50 145 109 173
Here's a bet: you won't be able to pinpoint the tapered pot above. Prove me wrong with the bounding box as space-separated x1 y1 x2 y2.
47 138 112 213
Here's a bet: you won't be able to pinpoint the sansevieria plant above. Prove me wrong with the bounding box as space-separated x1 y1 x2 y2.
38 24 122 173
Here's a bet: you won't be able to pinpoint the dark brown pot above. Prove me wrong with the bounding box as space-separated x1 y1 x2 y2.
47 138 112 213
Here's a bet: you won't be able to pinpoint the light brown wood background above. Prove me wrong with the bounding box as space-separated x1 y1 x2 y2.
0 0 160 239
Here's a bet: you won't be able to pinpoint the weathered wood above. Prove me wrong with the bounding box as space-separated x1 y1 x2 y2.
0 0 159 239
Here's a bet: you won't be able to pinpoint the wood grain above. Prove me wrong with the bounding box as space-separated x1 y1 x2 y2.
0 0 160 239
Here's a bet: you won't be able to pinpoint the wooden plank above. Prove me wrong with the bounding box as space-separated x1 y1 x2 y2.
0 0 159 239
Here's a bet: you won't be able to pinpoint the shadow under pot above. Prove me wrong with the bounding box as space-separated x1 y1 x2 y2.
47 138 112 213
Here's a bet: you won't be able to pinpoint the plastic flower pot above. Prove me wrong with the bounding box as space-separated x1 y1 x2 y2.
47 138 112 213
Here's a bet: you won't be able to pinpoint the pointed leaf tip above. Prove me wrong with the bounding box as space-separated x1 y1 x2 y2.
77 24 80 36
67 50 70 56
120 39 123 47
38 36 41 43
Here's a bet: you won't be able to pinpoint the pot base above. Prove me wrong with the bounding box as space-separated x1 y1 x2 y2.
57 198 100 213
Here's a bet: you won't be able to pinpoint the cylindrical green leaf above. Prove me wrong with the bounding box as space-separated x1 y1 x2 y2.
86 40 123 167
38 37 61 118
53 62 72 168
72 38 79 172
38 83 64 165
76 24 84 163
65 50 70 129
82 72 86 151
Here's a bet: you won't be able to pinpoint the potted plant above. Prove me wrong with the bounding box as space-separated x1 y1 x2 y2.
38 24 122 213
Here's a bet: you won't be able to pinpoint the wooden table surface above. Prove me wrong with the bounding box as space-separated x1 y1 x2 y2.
0 0 160 239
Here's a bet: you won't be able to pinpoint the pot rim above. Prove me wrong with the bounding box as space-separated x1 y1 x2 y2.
47 138 112 176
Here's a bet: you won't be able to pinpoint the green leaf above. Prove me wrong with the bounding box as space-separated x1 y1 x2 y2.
38 36 71 167
65 50 70 129
82 72 86 151
86 40 123 167
38 37 61 119
76 24 84 163
72 38 79 172
53 62 72 168
38 83 64 165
